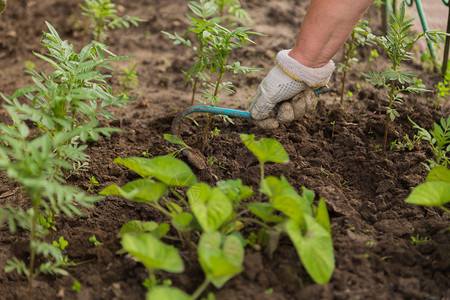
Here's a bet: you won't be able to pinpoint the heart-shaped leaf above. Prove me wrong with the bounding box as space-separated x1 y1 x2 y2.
240 134 289 164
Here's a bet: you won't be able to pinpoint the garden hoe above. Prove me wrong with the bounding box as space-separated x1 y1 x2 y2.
172 86 328 169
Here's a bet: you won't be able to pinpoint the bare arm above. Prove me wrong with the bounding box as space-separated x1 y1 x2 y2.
289 0 374 68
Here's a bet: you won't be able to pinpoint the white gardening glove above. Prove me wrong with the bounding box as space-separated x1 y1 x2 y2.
249 49 335 129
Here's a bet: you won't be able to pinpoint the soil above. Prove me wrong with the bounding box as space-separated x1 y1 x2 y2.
0 0 449 299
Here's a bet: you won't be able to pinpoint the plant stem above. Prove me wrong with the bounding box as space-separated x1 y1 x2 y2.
383 79 396 152
202 72 224 152
239 217 272 230
28 194 40 300
114 62 137 96
170 187 189 207
340 32 356 106
191 278 211 300
190 77 199 106
441 206 450 214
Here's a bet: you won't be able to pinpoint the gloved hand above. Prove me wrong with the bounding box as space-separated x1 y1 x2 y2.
249 49 335 129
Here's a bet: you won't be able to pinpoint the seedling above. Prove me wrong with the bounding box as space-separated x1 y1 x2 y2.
337 20 375 106
366 49 379 69
114 62 139 98
405 165 450 214
409 116 450 169
8 22 132 178
100 134 334 298
163 0 262 150
72 280 82 293
362 1 447 152
410 234 431 245
87 176 100 193
89 235 104 247
80 0 146 42
435 75 450 110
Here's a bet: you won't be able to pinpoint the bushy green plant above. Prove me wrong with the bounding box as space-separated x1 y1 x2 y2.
80 0 146 42
409 116 450 169
100 134 334 298
362 1 447 152
7 22 132 178
0 109 101 299
163 0 261 110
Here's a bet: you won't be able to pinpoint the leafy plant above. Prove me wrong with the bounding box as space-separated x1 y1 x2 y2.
0 0 6 15
409 116 450 169
405 165 450 214
7 22 132 178
80 0 146 42
362 1 447 152
211 0 252 26
162 0 262 150
114 62 139 98
435 74 450 110
89 235 104 247
100 134 334 298
337 20 375 106
0 110 101 299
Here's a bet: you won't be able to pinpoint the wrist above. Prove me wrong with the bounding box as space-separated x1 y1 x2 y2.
276 49 335 88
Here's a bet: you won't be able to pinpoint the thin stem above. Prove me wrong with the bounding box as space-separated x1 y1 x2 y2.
191 278 211 300
170 187 189 207
114 62 137 96
441 206 450 214
28 194 40 300
340 32 356 106
383 79 396 152
239 217 272 230
202 72 224 152
190 77 199 106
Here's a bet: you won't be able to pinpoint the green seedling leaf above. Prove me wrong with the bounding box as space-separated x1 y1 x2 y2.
119 220 159 237
285 215 334 284
172 212 194 233
426 166 450 183
405 181 450 207
261 176 311 226
313 198 331 234
217 178 254 203
240 134 289 164
99 178 167 203
198 231 244 288
146 286 191 300
164 134 189 148
121 233 184 273
114 156 197 186
187 183 233 232
248 203 284 223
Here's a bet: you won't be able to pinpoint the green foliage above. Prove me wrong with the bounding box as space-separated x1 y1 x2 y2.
101 134 334 298
211 0 252 26
162 0 262 149
435 74 450 110
89 235 104 247
114 62 139 98
0 0 6 14
361 1 446 152
337 20 375 105
6 22 133 179
80 0 146 42
409 116 450 169
405 166 450 214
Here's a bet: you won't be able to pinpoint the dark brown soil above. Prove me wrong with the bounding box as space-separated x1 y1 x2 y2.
0 0 449 299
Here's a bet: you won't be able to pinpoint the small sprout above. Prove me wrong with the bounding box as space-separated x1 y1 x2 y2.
410 234 431 245
364 253 370 259
72 280 81 293
365 241 374 247
53 236 69 251
264 287 274 295
87 176 100 193
142 149 151 157
89 235 104 247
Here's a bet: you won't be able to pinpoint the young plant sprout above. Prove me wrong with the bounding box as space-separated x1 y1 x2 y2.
362 1 447 152
163 0 262 151
337 20 375 106
100 134 334 298
80 0 146 42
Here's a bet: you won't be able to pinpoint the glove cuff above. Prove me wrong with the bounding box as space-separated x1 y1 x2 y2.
276 49 335 88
